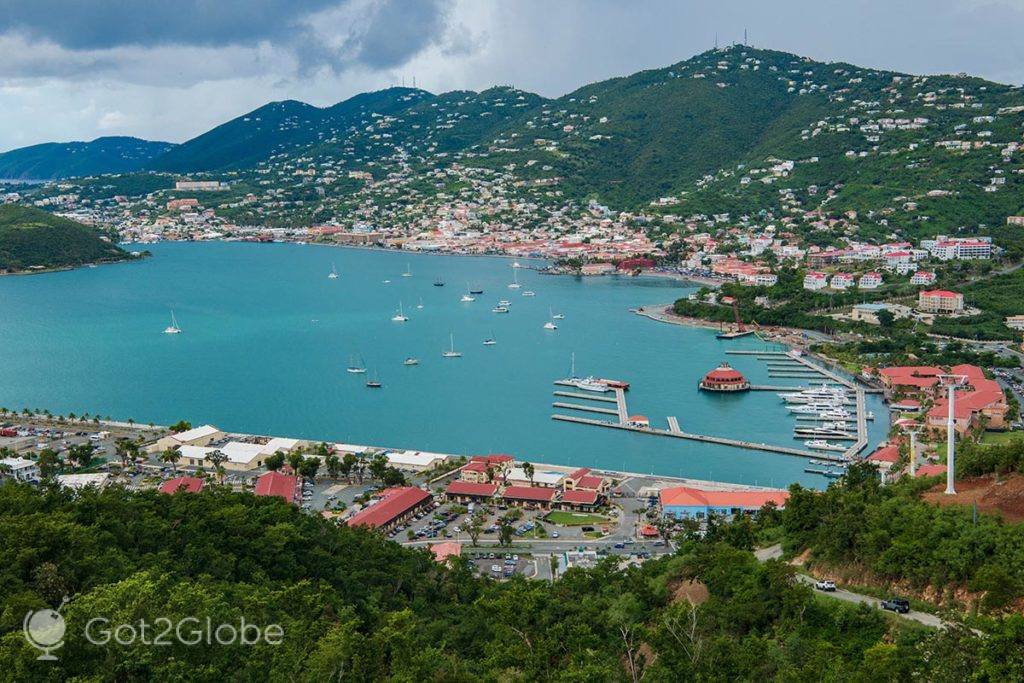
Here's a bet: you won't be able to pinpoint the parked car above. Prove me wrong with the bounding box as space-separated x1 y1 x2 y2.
881 598 910 614
814 580 837 592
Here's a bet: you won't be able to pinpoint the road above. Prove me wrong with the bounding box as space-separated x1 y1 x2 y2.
755 545 946 630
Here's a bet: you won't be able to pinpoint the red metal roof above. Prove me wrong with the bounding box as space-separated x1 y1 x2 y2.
159 476 204 494
561 489 599 505
502 486 556 502
659 486 788 509
446 481 498 497
567 467 591 480
254 471 297 504
575 475 605 490
867 443 900 464
921 289 960 298
346 487 431 528
430 541 462 563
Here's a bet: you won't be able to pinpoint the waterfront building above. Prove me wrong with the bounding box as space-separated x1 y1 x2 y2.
346 486 432 532
385 450 447 471
506 467 565 488
698 363 750 392
659 486 789 519
501 485 556 509
445 480 498 503
563 467 610 493
150 424 224 453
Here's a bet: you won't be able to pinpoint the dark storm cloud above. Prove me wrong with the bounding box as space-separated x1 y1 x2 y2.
0 0 336 49
0 0 456 72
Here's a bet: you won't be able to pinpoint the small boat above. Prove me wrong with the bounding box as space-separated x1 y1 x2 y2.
346 355 367 374
498 299 511 307
508 270 521 289
403 357 419 366
383 279 391 284
163 310 182 335
552 312 565 320
522 290 536 297
391 302 409 322
512 261 522 268
434 278 445 287
402 263 412 277
596 378 630 390
460 285 476 302
543 320 557 330
469 288 484 295
492 306 510 314
328 263 339 280
416 297 424 309
577 377 610 392
483 338 497 346
366 370 382 388
442 333 462 358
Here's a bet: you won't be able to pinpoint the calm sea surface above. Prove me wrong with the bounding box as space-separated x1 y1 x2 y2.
0 242 889 488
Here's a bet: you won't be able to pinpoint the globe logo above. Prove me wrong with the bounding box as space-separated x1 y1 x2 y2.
23 608 66 661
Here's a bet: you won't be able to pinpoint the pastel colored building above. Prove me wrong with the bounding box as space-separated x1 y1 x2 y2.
659 486 788 519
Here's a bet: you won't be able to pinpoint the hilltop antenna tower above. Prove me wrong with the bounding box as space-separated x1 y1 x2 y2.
744 28 748 46
939 374 968 495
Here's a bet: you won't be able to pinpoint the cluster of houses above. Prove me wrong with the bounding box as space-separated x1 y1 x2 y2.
444 455 611 512
878 363 1009 435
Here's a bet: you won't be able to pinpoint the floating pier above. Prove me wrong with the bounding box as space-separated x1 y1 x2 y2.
552 390 618 403
552 402 619 416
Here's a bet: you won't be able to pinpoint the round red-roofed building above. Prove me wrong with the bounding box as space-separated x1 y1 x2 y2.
699 362 750 392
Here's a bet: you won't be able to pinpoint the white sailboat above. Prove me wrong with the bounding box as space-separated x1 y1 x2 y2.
507 268 521 289
163 310 182 335
483 331 497 345
543 310 557 330
403 357 420 366
391 302 409 322
402 263 412 277
442 333 463 358
346 355 367 374
522 290 536 297
416 297 424 309
552 311 565 320
460 283 475 302
328 263 338 279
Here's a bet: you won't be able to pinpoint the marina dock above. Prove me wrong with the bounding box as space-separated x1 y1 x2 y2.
549 348 875 465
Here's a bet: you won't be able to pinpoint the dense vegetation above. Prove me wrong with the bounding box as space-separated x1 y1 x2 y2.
0 137 174 180
0 205 129 272
0 478 1021 680
782 463 1024 613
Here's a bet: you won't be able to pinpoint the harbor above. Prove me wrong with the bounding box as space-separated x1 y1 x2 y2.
551 347 881 470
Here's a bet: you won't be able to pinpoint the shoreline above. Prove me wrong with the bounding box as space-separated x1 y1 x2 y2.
0 253 146 278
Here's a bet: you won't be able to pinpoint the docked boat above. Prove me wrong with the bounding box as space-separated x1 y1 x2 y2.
328 263 339 280
596 378 630 390
391 302 409 322
442 333 462 358
163 310 182 335
576 377 610 393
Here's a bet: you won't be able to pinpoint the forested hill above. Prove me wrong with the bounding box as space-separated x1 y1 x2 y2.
0 480 1020 679
0 137 175 180
0 204 128 272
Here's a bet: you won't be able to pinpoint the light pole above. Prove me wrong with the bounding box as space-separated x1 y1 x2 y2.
938 375 968 496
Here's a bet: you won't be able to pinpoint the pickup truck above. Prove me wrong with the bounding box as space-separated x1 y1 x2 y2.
880 598 910 614
814 580 837 592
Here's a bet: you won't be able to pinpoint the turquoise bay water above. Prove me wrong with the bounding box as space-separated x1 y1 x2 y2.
0 242 888 487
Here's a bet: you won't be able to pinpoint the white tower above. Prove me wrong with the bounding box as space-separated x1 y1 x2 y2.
939 375 968 495
903 426 921 478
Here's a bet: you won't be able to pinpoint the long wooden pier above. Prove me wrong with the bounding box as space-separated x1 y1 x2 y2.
552 414 839 460
553 390 618 403
552 402 619 416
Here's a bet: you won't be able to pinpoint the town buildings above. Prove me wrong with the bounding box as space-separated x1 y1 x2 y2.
659 486 789 519
918 289 964 314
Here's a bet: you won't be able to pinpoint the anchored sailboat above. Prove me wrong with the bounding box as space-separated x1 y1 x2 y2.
163 310 182 335
442 333 462 358
391 302 409 322
328 263 338 279
346 355 367 374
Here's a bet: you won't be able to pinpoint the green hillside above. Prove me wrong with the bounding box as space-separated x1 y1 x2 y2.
0 482 1018 680
0 136 175 181
149 88 433 173
0 205 128 272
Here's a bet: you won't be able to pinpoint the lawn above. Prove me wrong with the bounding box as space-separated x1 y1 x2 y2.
544 511 610 526
936 430 1024 458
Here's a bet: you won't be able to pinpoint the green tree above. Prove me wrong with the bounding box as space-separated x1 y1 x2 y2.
264 452 286 471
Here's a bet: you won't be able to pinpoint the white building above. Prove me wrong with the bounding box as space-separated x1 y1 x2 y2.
858 272 883 289
803 271 828 290
386 450 447 471
56 473 110 490
0 456 40 481
506 467 565 488
150 424 224 453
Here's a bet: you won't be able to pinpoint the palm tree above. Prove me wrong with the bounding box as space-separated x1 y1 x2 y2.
114 438 139 470
207 450 226 484
522 461 536 487
161 447 182 475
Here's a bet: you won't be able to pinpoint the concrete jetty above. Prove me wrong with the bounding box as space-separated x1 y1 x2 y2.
552 402 619 416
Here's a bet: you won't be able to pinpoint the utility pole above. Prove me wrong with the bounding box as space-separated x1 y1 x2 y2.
939 375 968 495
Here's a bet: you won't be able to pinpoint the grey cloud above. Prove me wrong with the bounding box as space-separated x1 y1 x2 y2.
354 0 451 68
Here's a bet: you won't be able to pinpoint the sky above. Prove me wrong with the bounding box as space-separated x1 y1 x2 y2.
2 0 1024 152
